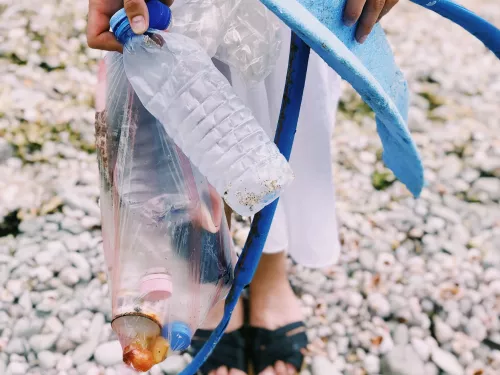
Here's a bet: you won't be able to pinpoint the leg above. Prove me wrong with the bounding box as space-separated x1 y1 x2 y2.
195 205 247 375
249 252 304 375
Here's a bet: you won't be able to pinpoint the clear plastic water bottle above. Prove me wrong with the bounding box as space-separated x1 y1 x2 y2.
96 50 236 372
110 0 294 217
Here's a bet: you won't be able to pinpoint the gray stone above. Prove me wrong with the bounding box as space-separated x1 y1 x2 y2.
19 218 44 235
93 340 122 366
470 178 500 201
59 266 80 286
61 217 84 234
15 244 41 262
434 317 454 344
160 355 187 374
43 316 64 335
381 345 425 375
28 333 58 353
38 350 58 369
5 361 29 375
72 313 105 365
311 356 342 375
67 252 91 281
431 346 464 375
393 324 409 345
363 354 380 374
13 317 44 337
0 138 13 162
56 355 73 371
465 316 487 342
5 338 28 354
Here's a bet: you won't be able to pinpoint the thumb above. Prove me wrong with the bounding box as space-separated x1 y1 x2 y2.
124 0 149 34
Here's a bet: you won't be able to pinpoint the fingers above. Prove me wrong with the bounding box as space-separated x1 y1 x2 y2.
87 7 123 52
355 0 385 43
87 0 175 52
344 0 398 44
124 0 149 34
274 361 288 375
377 0 399 22
343 0 366 27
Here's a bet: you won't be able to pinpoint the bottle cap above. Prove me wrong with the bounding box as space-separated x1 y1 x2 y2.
110 0 172 44
139 273 173 301
163 321 193 351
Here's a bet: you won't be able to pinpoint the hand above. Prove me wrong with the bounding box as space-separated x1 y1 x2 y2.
87 0 173 52
343 0 399 44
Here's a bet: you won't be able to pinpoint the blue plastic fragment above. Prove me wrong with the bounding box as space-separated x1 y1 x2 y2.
163 321 193 351
260 0 424 197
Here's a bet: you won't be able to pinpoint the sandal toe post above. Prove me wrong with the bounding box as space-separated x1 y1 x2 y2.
189 328 247 375
249 321 308 374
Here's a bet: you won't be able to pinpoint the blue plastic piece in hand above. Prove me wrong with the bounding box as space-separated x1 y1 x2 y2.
260 0 425 197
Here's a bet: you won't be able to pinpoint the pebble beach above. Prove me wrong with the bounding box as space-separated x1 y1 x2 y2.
0 0 499 374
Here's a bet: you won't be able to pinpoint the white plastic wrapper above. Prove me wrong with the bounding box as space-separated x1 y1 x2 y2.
170 0 282 86
214 0 282 86
169 0 242 57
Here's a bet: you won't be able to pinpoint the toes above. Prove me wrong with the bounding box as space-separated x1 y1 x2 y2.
229 369 248 375
259 366 276 375
274 361 288 375
286 363 296 375
216 366 230 375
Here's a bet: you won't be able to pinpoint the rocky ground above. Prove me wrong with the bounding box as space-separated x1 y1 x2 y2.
0 0 499 374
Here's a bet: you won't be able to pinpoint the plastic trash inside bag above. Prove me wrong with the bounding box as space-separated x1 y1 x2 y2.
170 0 282 85
214 0 282 86
169 0 243 57
95 53 236 372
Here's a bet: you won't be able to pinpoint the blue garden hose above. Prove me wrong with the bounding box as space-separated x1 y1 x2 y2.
179 32 311 375
411 0 500 59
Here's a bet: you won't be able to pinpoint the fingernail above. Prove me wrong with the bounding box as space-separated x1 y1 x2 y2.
344 18 355 27
357 34 368 44
131 15 146 34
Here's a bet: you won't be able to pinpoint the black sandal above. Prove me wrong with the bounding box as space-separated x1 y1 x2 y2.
188 328 248 374
248 321 308 374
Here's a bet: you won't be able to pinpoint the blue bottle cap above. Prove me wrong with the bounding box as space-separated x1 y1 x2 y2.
162 321 193 351
110 0 172 44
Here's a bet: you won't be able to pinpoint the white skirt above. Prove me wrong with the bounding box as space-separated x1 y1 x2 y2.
216 23 342 268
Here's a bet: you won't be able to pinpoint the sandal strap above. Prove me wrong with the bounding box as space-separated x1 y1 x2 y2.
249 321 308 374
189 328 247 374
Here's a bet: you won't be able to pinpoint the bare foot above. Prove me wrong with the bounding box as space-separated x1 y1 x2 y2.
249 252 304 375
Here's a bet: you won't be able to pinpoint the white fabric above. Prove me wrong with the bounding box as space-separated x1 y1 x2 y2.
219 22 342 268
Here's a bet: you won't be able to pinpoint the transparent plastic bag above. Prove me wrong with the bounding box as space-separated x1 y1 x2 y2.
95 53 236 372
214 0 282 86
